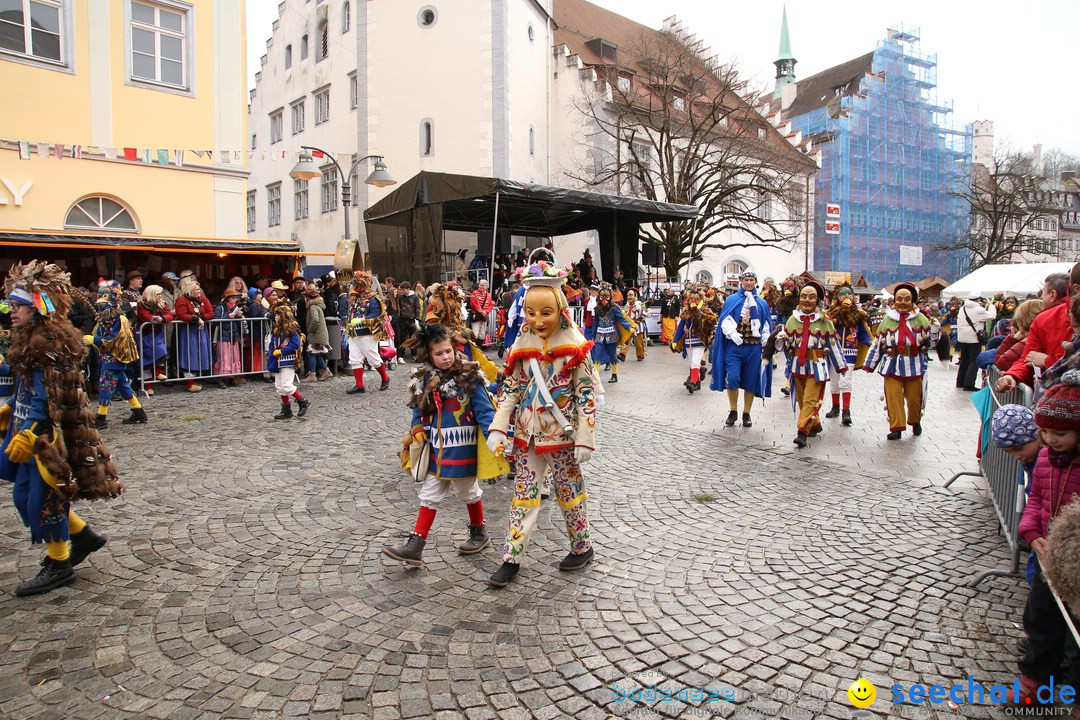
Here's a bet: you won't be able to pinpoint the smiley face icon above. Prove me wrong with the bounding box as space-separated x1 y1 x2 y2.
848 678 876 708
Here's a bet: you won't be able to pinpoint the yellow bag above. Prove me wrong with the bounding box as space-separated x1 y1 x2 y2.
102 317 139 364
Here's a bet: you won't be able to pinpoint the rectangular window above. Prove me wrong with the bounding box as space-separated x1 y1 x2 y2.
0 0 65 65
616 73 631 93
250 133 256 150
350 168 359 206
269 110 283 144
314 86 330 125
130 0 188 89
246 191 256 233
349 71 357 109
321 165 338 213
267 183 281 227
294 178 309 220
291 99 305 134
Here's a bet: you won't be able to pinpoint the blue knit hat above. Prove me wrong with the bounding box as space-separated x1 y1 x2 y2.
992 404 1039 449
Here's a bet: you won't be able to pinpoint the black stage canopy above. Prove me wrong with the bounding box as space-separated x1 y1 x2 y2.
363 171 697 284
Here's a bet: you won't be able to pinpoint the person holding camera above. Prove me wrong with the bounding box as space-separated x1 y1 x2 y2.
955 290 996 392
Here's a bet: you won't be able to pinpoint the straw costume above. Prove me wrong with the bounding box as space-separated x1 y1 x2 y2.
346 272 390 393
823 282 874 426
671 287 718 393
267 284 310 419
89 281 145 428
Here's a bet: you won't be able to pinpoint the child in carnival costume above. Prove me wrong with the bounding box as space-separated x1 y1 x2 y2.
775 280 848 448
671 287 718 394
384 323 509 567
345 272 390 394
623 288 648 361
485 254 603 588
1 261 123 596
583 282 634 383
823 282 874 426
862 282 932 441
89 281 146 429
267 284 310 420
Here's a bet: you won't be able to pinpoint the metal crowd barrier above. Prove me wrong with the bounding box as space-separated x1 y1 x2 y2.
480 305 587 351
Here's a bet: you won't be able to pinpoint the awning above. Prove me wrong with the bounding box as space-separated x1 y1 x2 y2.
0 229 322 256
941 262 1075 298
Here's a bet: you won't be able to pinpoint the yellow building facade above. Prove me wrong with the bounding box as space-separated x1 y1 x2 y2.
0 0 299 287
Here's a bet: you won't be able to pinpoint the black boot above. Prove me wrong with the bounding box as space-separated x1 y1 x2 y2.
724 410 738 427
887 430 902 440
95 414 108 430
559 547 594 571
841 409 852 426
609 374 618 383
912 423 922 436
274 402 293 420
825 405 840 419
793 432 808 448
346 384 366 394
121 407 148 425
69 526 108 567
488 561 519 588
382 533 425 566
379 378 390 391
780 386 790 396
296 397 310 418
16 557 75 597
809 426 823 437
457 524 490 555
684 379 695 394
742 413 752 428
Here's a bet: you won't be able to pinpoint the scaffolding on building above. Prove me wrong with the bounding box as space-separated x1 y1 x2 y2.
787 26 973 289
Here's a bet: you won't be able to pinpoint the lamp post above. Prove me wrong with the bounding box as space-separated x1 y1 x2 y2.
289 146 396 242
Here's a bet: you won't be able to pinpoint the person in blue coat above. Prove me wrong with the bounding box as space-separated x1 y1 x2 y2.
583 283 634 383
267 289 310 420
710 270 773 427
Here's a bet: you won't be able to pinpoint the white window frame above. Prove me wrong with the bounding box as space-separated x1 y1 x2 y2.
125 0 194 97
269 109 283 144
348 70 357 110
267 183 281 227
321 165 339 213
420 118 434 157
246 190 256 233
342 1 350 32
314 86 330 125
294 179 309 220
0 0 73 72
316 19 328 61
64 195 139 232
291 98 305 135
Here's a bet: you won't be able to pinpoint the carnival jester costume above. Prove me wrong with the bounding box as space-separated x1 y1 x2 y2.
711 270 773 427
485 257 603 588
90 282 145 429
267 285 310 420
624 289 648 361
346 272 390 393
1 261 122 596
862 282 932 440
823 282 874 426
671 288 718 394
584 282 634 383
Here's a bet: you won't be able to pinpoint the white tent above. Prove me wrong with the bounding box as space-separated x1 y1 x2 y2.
940 262 1074 298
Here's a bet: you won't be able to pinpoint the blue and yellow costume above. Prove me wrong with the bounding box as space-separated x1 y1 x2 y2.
91 283 144 427
584 285 634 380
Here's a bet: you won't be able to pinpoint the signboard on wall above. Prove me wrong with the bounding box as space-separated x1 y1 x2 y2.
825 203 841 218
899 245 923 266
824 221 840 235
824 271 851 286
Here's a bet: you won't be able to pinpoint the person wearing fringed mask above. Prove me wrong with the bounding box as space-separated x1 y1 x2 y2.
670 288 718 394
775 281 847 448
485 257 603 588
584 282 634 384
823 283 875 426
862 283 933 441
710 270 773 428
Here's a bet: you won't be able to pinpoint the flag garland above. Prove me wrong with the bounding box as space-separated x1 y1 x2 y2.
1 138 349 165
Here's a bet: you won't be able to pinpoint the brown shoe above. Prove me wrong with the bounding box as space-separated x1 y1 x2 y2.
301 373 317 384
316 369 333 381
186 381 202 393
234 377 247 385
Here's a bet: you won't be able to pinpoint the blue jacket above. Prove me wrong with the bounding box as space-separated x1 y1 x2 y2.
348 296 384 338
268 332 301 372
411 376 497 481
93 315 132 371
213 302 245 342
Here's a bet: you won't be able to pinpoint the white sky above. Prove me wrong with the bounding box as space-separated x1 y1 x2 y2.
246 0 1079 156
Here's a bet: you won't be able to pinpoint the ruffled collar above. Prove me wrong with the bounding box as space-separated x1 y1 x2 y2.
792 309 820 322
887 307 922 321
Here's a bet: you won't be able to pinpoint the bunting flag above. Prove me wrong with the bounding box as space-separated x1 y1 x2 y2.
71 145 83 159
18 141 30 160
123 147 138 161
175 149 184 167
310 149 325 158
141 148 151 163
36 143 50 158
4 139 348 164
104 147 117 159
192 150 205 158
218 149 229 164
156 149 169 165
53 143 64 160
232 150 241 162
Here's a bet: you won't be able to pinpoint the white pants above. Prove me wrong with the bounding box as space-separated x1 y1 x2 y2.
348 335 383 369
829 367 853 394
688 345 704 369
470 320 487 341
274 367 297 395
418 473 482 510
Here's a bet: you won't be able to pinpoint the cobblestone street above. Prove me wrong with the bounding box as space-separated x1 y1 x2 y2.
0 350 1033 720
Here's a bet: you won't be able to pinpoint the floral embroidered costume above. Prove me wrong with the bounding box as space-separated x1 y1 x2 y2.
89 282 146 428
267 283 310 420
671 288 718 394
823 282 874 426
777 280 848 447
584 282 634 383
383 324 509 567
486 256 603 588
346 272 390 393
1 261 122 596
862 282 932 440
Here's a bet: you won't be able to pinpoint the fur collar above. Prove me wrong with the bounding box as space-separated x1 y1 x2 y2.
886 307 922 321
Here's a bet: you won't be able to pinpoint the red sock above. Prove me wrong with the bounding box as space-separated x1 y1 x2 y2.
280 395 290 404
831 393 840 407
414 506 437 539
292 391 303 400
842 392 851 409
377 364 389 382
467 500 484 526
352 368 364 388
690 367 700 384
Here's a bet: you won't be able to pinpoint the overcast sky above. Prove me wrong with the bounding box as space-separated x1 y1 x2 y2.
246 0 1079 157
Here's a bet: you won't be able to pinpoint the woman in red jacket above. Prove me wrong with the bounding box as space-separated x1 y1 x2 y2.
993 299 1044 373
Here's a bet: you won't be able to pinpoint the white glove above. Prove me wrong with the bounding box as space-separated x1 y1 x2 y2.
574 446 593 464
486 430 507 454
729 332 744 346
594 393 605 411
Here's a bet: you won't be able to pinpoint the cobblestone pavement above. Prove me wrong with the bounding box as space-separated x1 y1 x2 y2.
0 350 1037 720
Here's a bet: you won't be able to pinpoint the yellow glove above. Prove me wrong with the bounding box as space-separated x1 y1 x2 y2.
273 349 282 357
5 429 37 464
0 404 11 434
83 335 95 346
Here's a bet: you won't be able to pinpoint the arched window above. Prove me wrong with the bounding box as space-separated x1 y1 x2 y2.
695 270 713 285
723 260 748 275
342 1 350 32
420 119 434 156
285 44 292 69
529 125 535 156
65 196 138 232
300 34 308 60
317 20 328 61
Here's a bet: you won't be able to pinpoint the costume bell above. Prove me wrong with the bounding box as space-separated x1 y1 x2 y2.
0 261 122 596
486 258 603 588
823 283 874 426
345 272 390 393
778 281 848 447
710 270 772 427
671 288 718 393
862 282 932 440
584 282 634 383
89 282 146 428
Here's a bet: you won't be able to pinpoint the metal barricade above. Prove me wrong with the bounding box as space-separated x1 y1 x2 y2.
946 365 1033 587
482 305 587 353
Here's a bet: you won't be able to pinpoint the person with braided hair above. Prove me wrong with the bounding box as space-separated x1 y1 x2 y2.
345 272 390 393
1 261 123 596
88 282 146 429
671 287 718 393
267 282 310 420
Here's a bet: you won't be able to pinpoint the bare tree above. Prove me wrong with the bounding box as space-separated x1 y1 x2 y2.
940 145 1059 269
566 30 815 279
1041 147 1080 180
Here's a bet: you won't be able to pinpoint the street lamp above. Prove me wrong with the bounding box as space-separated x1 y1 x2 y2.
289 145 396 241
